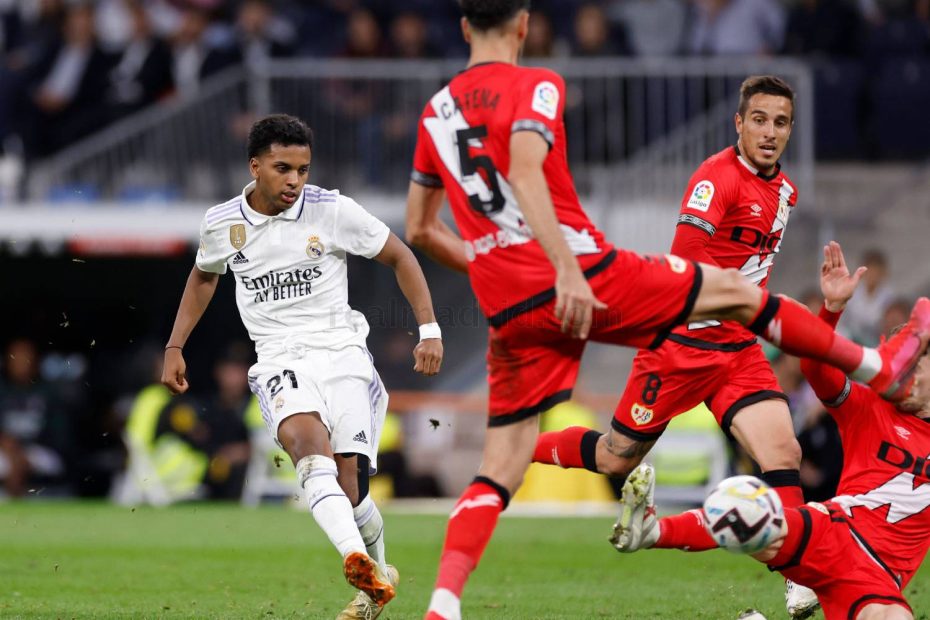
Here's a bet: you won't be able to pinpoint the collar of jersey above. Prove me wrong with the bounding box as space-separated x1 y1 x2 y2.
733 144 781 181
238 180 304 226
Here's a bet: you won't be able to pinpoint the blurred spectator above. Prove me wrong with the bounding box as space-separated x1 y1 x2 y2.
388 11 440 59
170 5 240 97
684 0 786 55
571 3 632 57
840 248 896 346
880 296 913 339
0 338 69 497
524 10 558 58
235 0 296 67
608 0 688 56
196 343 252 500
21 1 114 158
861 0 930 57
103 0 173 120
782 0 863 56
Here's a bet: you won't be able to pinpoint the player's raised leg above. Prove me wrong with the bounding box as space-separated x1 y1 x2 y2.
692 266 930 401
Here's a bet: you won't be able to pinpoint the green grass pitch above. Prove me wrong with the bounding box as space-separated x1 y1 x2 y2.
1 502 927 619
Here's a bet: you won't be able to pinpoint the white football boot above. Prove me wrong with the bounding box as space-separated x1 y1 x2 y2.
609 463 659 552
785 579 820 619
337 563 399 620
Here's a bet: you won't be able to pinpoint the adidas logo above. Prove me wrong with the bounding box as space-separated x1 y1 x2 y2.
352 430 368 444
232 251 249 264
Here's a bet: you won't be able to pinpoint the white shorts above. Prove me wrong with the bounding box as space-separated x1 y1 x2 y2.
248 346 388 473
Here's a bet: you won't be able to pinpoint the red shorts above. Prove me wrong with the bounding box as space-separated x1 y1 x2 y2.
770 505 911 620
611 338 784 441
486 250 701 425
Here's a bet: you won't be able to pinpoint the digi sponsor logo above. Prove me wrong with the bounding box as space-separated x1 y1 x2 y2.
631 402 654 426
531 81 559 120
687 181 715 212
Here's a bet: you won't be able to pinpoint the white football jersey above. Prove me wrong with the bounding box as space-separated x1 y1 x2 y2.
196 182 390 360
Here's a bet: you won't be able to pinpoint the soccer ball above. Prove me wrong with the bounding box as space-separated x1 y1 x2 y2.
736 610 768 620
702 475 784 554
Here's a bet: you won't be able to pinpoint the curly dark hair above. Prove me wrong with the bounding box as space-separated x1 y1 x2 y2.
459 0 530 31
247 114 313 159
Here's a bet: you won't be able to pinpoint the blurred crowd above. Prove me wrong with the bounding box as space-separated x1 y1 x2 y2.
0 246 912 504
0 0 928 162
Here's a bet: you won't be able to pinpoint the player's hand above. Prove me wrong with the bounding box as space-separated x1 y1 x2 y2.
161 348 190 394
820 241 866 312
554 268 607 339
413 338 443 376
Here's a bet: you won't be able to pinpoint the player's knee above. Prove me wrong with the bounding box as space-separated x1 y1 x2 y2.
856 604 913 620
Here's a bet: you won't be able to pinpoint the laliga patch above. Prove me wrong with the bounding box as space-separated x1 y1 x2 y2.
665 254 687 274
686 180 715 212
275 396 285 413
531 81 559 120
631 402 654 426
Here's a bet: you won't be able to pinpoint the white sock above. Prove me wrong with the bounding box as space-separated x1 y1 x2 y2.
354 495 386 571
296 455 365 558
427 588 461 620
850 347 882 383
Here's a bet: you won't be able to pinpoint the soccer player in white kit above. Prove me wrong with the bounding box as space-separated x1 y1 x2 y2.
161 114 443 619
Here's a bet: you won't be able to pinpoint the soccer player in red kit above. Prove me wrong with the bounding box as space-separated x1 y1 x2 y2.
613 242 930 620
405 2 930 618
533 75 820 614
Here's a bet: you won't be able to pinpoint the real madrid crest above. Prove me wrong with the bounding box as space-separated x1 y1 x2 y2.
306 235 324 260
229 224 246 250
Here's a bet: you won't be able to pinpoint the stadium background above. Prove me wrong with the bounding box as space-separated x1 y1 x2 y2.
1 1 929 618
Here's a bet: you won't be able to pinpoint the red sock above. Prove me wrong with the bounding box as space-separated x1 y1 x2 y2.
760 469 805 509
655 509 718 551
772 485 804 509
434 481 506 597
533 426 598 469
750 292 865 374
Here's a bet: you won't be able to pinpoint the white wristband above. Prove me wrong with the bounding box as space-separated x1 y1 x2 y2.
418 322 441 341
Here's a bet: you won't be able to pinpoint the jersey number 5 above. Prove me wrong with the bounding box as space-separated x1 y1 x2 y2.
456 126 505 216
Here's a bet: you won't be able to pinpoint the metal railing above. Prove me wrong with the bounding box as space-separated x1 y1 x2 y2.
31 58 814 206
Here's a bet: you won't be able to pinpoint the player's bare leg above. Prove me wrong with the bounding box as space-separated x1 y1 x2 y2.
279 414 395 609
692 266 930 401
426 416 537 620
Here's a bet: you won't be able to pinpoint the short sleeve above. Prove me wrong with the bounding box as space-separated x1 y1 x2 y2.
677 164 735 237
195 217 229 274
511 70 564 148
411 114 443 188
332 196 391 258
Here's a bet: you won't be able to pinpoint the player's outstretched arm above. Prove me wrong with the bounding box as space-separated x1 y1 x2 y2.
509 131 605 339
405 181 468 274
374 232 443 376
162 266 220 394
800 241 866 401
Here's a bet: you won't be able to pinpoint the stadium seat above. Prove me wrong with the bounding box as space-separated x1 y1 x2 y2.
813 60 865 159
871 58 930 158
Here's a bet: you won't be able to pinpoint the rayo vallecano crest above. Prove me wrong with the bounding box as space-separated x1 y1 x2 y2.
306 235 324 260
229 224 246 250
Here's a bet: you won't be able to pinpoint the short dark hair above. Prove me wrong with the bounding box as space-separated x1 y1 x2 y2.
737 75 795 120
459 0 530 31
862 248 888 269
247 114 313 159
